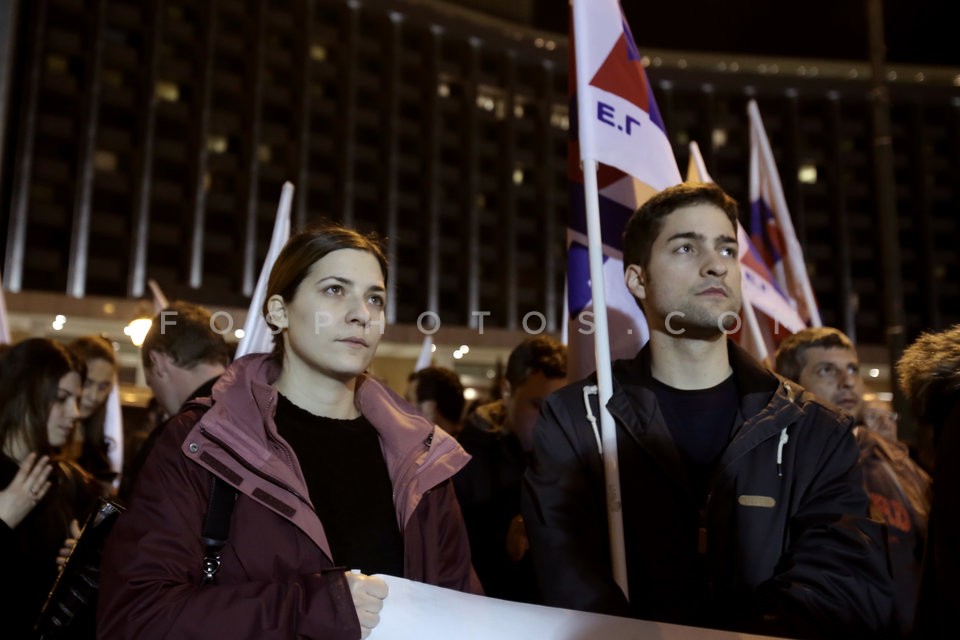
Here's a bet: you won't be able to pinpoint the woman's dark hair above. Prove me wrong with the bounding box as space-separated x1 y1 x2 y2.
264 223 388 358
68 335 117 368
0 338 84 457
68 335 118 478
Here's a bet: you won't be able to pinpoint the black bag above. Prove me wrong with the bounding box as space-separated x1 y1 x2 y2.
33 400 238 638
34 498 124 640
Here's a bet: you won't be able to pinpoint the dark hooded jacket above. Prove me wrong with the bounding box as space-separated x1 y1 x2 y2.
98 354 480 639
522 342 894 639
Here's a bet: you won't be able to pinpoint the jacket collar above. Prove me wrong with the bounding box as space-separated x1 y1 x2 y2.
604 340 804 495
183 353 470 557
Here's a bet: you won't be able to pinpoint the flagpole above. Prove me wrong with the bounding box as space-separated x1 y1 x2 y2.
581 158 629 597
740 296 768 362
571 0 628 597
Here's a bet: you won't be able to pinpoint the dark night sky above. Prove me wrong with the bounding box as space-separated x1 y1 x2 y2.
529 0 960 67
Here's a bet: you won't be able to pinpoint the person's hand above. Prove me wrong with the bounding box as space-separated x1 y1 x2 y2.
56 518 82 568
505 514 529 562
345 571 388 639
0 452 52 528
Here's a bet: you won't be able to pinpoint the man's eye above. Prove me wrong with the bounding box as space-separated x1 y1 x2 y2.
369 295 385 307
675 244 691 253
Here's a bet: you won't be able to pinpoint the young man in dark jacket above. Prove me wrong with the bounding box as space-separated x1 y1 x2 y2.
522 183 894 638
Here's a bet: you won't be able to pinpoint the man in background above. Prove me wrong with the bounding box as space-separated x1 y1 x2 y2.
120 301 230 500
406 366 466 438
455 336 567 602
776 326 929 636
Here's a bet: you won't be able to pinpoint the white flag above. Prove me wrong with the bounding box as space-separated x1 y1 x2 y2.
235 182 294 358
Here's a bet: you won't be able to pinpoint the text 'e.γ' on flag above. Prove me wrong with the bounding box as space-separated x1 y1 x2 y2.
568 0 681 379
748 100 821 328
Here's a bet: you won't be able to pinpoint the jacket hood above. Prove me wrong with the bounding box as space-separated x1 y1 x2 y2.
897 325 960 428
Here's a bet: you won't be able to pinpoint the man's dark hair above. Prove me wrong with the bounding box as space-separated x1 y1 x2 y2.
622 182 739 272
774 327 855 383
141 301 231 371
505 336 567 389
411 367 465 425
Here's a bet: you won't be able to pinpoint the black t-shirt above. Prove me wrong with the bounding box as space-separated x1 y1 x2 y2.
275 394 404 576
651 374 738 502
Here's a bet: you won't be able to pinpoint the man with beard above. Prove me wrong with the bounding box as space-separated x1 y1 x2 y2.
522 183 892 638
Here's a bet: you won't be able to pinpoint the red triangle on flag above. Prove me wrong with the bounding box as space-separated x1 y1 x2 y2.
589 34 650 113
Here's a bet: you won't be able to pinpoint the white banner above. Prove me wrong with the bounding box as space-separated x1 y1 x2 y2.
373 576 781 640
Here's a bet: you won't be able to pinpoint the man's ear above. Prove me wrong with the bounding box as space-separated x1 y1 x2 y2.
148 350 172 378
625 264 646 301
266 295 289 330
500 378 513 400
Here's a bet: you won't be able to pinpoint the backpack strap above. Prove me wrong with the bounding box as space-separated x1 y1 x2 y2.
181 397 239 585
200 474 238 584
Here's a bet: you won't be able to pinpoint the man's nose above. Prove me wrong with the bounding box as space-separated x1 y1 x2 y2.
703 253 728 278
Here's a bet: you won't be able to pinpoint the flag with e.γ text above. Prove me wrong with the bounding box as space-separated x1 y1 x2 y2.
568 0 681 378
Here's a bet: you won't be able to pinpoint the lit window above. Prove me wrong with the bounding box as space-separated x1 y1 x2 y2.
156 81 180 102
310 44 327 62
798 164 818 184
207 136 228 154
711 128 727 148
93 150 117 172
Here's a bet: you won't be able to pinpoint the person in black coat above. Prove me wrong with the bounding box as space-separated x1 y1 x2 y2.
897 324 960 640
522 183 894 638
0 338 101 638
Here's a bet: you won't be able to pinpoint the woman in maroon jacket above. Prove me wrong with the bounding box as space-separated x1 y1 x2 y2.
98 224 480 639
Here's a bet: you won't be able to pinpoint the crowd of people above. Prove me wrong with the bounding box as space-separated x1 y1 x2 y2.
1 184 958 638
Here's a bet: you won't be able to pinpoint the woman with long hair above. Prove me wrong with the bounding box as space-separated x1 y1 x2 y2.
99 224 479 639
0 338 100 637
67 335 119 490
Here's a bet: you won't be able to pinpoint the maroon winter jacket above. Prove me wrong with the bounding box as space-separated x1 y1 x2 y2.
97 354 480 639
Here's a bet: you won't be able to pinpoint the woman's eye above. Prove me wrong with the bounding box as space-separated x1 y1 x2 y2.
675 244 691 253
369 296 385 307
325 285 343 295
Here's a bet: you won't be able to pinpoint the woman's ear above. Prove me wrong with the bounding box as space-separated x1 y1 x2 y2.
266 295 289 330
